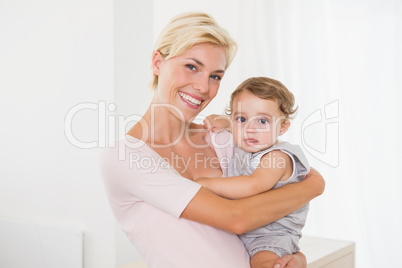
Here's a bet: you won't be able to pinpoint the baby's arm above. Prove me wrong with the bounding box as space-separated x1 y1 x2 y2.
196 150 293 199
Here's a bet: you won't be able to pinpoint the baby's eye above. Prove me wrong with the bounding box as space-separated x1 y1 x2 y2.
258 118 269 124
186 64 196 71
237 117 246 123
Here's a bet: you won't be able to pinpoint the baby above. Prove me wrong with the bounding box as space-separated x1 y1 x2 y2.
197 77 310 268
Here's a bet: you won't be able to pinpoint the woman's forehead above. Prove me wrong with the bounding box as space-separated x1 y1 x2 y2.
180 44 227 71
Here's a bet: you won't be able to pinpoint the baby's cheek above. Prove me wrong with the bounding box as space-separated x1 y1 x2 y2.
232 128 243 145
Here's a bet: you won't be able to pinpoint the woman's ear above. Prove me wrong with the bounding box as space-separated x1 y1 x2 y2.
151 51 163 76
279 120 290 136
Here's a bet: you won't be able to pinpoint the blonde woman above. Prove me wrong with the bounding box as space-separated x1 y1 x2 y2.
100 12 325 268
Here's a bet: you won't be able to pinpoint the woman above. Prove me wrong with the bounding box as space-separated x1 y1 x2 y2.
100 12 324 268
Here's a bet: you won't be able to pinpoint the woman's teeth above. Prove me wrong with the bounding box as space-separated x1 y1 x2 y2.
179 92 201 106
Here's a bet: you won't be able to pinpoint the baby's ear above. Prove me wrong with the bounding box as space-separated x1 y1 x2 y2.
279 120 290 135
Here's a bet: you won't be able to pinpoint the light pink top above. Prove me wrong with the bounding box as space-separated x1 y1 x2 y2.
100 131 250 268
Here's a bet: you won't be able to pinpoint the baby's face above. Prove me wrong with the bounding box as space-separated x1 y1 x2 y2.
231 90 288 153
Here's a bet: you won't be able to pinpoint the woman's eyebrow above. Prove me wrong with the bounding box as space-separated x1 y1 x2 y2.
187 58 204 67
187 58 225 73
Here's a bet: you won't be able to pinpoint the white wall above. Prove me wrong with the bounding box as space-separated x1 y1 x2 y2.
0 1 115 267
114 0 154 120
113 0 153 266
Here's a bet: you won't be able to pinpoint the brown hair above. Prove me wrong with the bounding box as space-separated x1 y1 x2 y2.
151 12 237 91
226 77 298 119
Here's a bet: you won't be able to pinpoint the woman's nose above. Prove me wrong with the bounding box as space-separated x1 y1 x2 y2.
194 75 209 93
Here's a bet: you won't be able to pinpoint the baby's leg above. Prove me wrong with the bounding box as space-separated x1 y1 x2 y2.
250 250 279 268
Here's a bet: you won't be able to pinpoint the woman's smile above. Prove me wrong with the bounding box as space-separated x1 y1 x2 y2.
179 91 203 109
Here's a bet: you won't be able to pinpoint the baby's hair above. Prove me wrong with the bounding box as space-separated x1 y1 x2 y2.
226 77 298 119
151 12 237 91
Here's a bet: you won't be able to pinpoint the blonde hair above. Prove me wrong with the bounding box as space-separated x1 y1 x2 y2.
226 77 298 119
151 12 237 91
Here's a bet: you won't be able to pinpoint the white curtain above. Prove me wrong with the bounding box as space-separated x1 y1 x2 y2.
154 0 402 267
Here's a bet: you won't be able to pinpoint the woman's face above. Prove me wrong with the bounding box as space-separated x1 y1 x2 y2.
152 43 226 121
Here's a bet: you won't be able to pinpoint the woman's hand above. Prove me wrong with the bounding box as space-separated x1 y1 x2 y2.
274 251 307 268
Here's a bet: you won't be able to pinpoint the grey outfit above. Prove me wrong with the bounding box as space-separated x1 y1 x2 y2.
229 141 310 257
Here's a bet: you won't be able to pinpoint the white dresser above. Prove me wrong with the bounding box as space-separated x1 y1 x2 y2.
118 236 355 268
299 236 355 268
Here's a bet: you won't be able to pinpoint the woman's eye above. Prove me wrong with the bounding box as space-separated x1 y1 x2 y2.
186 64 196 71
237 117 246 123
210 74 221 81
259 118 269 124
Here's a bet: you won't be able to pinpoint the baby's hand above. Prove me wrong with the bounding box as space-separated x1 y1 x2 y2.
203 114 232 133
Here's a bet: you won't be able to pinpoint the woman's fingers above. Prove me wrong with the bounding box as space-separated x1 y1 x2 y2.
274 251 306 268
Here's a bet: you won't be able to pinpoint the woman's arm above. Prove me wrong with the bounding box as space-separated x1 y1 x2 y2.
181 167 324 234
